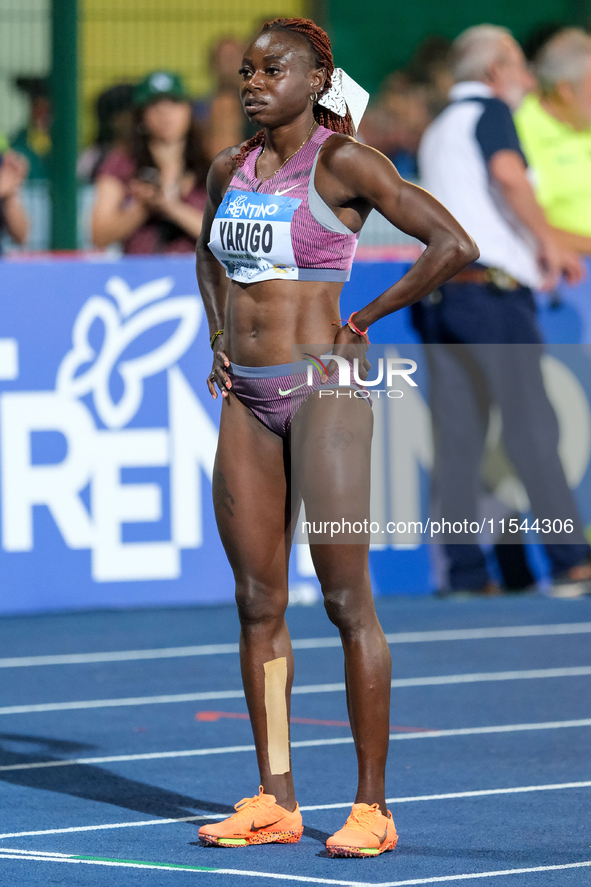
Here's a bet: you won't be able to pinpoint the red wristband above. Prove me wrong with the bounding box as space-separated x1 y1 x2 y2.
332 313 371 343
347 312 370 343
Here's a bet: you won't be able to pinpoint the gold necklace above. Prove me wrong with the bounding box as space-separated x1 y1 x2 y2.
256 121 317 183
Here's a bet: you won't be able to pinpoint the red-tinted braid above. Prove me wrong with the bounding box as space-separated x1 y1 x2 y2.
234 17 354 168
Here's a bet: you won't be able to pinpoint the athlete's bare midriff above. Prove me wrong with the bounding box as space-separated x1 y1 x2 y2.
224 277 344 366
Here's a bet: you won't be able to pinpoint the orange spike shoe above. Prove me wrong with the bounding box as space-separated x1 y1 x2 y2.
326 803 398 857
198 786 303 847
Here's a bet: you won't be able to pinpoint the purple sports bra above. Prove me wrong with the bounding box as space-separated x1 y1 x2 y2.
208 125 358 283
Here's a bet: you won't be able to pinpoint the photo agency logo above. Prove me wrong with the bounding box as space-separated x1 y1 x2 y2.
290 343 591 550
0 276 217 583
279 352 418 398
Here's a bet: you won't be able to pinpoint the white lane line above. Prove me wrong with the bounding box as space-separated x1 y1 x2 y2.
2 665 590 716
360 862 591 886
0 850 590 886
0 742 258 771
0 644 240 668
0 848 71 856
0 852 365 884
0 815 228 839
298 666 591 693
390 666 591 687
303 779 591 810
2 621 590 668
2 718 590 774
0 689 246 715
1 779 590 840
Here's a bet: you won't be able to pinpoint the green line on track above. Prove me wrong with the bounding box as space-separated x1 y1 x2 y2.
72 855 216 871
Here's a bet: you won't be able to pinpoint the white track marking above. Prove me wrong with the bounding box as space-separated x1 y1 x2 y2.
0 850 590 885
1 779 590 840
0 644 240 668
2 665 590 716
390 666 591 687
0 689 246 715
1 718 591 774
0 848 70 856
302 779 591 810
0 742 258 771
0 851 370 884
0 815 228 839
373 861 591 886
2 622 590 668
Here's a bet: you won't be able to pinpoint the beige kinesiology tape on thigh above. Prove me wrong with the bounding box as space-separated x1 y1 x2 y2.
264 657 290 775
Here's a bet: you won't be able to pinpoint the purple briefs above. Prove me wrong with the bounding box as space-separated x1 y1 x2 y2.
228 358 371 438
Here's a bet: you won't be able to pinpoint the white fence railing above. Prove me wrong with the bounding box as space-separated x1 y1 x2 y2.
2 182 420 254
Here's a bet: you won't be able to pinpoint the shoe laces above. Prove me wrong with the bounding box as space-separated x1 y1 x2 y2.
343 803 383 832
234 785 270 815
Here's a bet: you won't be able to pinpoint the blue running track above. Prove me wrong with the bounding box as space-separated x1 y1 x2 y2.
0 594 590 886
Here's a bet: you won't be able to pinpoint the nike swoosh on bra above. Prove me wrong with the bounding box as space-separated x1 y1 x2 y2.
274 185 299 196
278 382 307 396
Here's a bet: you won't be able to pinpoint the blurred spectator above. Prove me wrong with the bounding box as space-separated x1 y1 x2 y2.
78 84 135 183
358 75 431 178
0 150 29 251
359 36 452 179
406 35 454 116
92 71 208 254
414 24 590 596
522 23 563 61
515 29 591 254
10 77 51 180
195 36 253 161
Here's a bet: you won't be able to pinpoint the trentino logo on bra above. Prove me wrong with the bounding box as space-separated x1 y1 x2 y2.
210 190 302 282
219 190 301 221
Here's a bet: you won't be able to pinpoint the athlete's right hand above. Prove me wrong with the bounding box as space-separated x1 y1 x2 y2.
332 324 371 380
207 345 232 399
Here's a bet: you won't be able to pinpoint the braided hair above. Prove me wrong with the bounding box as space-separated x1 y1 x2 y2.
233 17 354 168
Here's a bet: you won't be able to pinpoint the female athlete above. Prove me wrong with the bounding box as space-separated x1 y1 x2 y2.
196 17 478 858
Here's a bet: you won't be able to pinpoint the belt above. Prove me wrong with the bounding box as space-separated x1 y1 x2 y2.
449 266 520 291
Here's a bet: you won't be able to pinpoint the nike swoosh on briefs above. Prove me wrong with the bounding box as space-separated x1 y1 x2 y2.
274 185 299 195
278 383 307 395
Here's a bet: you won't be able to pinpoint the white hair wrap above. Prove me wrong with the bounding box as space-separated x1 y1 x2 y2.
317 68 370 130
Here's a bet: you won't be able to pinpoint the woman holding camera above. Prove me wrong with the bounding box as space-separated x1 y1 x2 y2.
92 71 208 254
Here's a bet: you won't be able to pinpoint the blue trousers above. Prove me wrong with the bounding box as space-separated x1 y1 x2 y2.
412 281 590 590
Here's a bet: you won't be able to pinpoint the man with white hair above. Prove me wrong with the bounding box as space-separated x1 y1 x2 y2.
414 25 591 596
515 28 591 254
420 24 571 290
